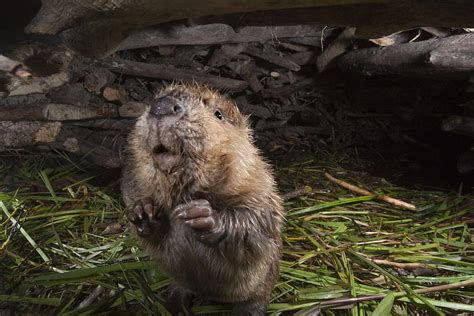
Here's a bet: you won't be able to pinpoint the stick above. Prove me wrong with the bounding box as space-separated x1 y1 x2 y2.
317 27 356 73
324 173 417 211
119 24 324 50
318 278 474 308
336 33 474 78
0 103 117 121
76 285 105 309
98 58 248 92
244 46 301 72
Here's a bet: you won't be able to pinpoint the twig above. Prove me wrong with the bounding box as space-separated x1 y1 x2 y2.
118 24 324 50
319 278 474 308
76 285 105 309
98 58 248 92
244 46 300 71
324 173 416 211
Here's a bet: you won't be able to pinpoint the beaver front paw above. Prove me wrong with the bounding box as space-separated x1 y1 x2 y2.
127 197 161 237
172 199 225 245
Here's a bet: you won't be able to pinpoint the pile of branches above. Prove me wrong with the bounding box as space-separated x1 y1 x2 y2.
1 22 474 173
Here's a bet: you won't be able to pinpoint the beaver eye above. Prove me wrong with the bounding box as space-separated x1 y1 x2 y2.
214 109 224 120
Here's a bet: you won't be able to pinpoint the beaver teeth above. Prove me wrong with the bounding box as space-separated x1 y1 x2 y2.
152 145 180 172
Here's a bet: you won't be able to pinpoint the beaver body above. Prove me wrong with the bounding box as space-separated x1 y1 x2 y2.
121 83 283 315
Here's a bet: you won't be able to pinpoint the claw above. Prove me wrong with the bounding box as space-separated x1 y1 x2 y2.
128 197 160 237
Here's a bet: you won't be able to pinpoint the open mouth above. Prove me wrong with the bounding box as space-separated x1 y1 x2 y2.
152 145 180 172
153 144 170 155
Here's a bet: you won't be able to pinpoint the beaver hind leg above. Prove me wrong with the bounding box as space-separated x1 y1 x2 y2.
232 300 267 316
166 282 195 316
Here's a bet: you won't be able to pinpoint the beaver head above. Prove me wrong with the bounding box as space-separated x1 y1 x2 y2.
128 83 269 204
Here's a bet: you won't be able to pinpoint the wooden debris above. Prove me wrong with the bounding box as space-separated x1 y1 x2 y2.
336 33 474 78
103 85 128 104
369 31 414 46
0 121 63 148
0 121 122 168
0 55 22 73
48 83 91 106
119 101 147 118
244 46 300 72
76 286 105 309
98 58 248 92
83 68 116 93
324 172 417 211
226 58 263 92
420 27 451 38
288 51 317 66
8 72 69 96
119 24 324 50
208 44 247 68
317 27 356 73
71 119 134 131
236 97 272 119
0 103 117 121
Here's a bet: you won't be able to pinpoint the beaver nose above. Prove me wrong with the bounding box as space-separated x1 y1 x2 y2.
150 96 184 118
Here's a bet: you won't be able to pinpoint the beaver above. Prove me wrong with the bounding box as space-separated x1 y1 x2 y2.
121 83 284 315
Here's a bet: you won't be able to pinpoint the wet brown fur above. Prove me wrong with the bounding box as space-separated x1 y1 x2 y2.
121 83 284 313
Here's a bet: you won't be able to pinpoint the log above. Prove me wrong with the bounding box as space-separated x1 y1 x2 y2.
336 34 474 78
25 0 474 57
0 103 117 121
0 121 62 148
71 119 135 131
119 24 324 51
53 126 122 168
0 93 48 106
118 101 147 118
0 121 122 168
48 83 91 106
98 58 248 91
0 55 21 73
7 72 70 96
83 68 116 93
192 1 474 38
317 27 356 73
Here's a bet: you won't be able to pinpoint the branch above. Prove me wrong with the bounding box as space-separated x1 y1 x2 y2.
324 173 417 211
118 24 325 50
336 34 474 78
98 58 248 92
